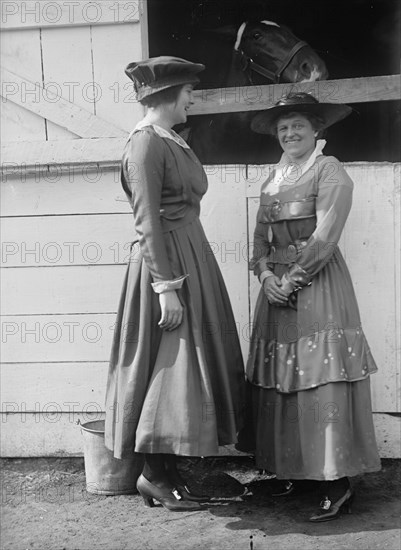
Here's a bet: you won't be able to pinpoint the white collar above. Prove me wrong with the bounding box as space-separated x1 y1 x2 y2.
263 139 326 195
130 121 190 149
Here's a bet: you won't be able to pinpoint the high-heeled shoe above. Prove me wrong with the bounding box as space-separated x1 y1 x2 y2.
164 459 210 502
272 480 295 496
309 488 354 522
136 474 203 512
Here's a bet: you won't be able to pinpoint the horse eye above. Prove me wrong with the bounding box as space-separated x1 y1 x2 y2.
253 32 261 39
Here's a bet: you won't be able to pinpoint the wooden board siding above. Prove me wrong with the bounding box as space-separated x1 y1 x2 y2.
1 164 400 457
247 163 401 414
1 1 140 30
2 76 400 170
0 1 145 456
1 0 400 457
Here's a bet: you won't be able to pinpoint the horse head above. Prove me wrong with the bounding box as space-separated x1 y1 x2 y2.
188 21 328 163
218 20 328 84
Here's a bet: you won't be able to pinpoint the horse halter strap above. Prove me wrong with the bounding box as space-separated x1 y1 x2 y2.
235 40 309 84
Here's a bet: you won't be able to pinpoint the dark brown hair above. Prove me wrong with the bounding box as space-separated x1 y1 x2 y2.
140 84 186 108
273 111 326 139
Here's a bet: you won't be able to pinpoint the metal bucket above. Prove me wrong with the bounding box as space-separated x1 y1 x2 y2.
79 419 144 495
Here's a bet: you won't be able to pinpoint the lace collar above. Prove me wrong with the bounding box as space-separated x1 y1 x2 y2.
130 121 190 149
263 139 326 195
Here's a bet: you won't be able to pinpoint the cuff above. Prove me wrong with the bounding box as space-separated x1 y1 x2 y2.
281 263 312 294
259 269 275 285
151 274 189 294
280 272 297 295
250 257 274 278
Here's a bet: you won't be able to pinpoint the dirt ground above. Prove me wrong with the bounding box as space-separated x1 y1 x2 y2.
1 456 400 550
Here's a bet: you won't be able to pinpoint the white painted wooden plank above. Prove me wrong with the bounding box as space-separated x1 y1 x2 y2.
1 412 398 457
372 414 401 458
394 164 401 411
1 99 48 143
1 67 128 139
0 29 45 142
1 136 127 169
1 314 115 363
201 169 251 359
247 196 262 323
40 25 94 140
1 265 126 315
246 163 400 412
0 168 130 216
1 214 136 267
1 1 140 30
1 362 108 411
139 0 149 60
344 164 398 412
40 25 126 139
91 22 144 132
0 413 105 457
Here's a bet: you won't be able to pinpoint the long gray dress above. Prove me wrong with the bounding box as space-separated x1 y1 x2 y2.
247 150 381 480
105 124 245 459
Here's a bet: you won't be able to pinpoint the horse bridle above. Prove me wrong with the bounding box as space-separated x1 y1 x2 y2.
234 33 309 84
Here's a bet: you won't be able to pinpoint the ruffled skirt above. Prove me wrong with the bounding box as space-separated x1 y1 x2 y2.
245 247 381 478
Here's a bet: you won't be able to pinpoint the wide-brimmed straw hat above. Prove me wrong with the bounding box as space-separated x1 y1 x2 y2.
125 56 205 101
251 92 352 134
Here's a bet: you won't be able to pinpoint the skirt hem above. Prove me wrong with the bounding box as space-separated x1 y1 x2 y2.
264 463 382 481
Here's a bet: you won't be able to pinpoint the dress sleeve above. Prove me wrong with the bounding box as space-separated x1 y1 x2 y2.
281 157 354 293
250 212 274 280
122 130 175 284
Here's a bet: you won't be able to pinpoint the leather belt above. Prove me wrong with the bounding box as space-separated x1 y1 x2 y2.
267 242 307 264
258 197 316 223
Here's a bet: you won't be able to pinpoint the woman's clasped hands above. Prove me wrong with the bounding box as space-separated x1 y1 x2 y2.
263 275 298 310
262 275 288 306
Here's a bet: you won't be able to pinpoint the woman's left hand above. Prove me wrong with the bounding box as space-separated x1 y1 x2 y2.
262 276 289 306
158 290 184 331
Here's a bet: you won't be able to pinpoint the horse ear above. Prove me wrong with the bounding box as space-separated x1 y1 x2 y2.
204 25 239 42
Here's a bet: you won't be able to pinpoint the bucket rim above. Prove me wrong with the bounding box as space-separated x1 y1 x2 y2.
79 419 105 434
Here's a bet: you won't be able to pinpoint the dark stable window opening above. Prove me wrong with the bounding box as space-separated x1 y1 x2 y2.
147 0 400 163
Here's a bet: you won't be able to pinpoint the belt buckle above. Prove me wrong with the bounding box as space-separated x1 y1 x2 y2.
271 199 282 212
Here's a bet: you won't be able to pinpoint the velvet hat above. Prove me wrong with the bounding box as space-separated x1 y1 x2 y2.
251 92 352 134
125 56 205 101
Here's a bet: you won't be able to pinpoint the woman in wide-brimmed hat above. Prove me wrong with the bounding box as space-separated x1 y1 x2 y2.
245 92 381 521
104 56 245 512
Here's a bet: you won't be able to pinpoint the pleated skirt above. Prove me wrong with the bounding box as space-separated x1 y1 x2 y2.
104 217 245 459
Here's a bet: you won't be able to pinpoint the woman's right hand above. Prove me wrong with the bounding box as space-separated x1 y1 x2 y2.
158 290 184 331
262 276 289 306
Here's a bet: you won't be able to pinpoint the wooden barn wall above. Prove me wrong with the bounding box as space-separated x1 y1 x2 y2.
1 1 400 458
1 163 400 457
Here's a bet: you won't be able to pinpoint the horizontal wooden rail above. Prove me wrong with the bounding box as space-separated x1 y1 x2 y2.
1 137 127 176
1 75 400 173
190 75 401 115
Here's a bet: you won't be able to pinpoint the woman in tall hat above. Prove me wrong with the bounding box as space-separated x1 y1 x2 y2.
246 92 381 521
